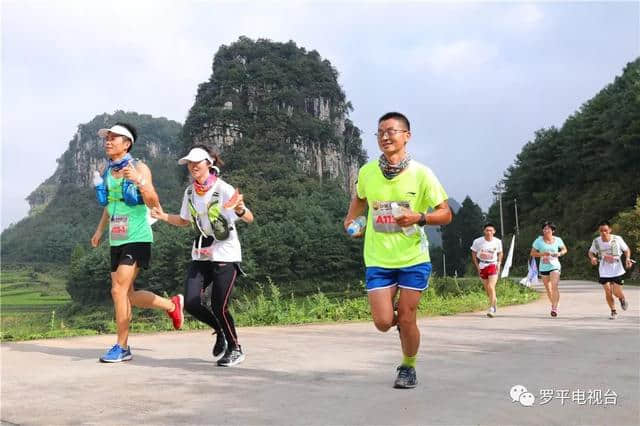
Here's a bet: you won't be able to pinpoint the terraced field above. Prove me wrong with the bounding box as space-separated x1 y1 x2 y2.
1 266 72 340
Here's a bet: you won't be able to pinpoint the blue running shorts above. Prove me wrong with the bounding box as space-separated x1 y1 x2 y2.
365 262 432 292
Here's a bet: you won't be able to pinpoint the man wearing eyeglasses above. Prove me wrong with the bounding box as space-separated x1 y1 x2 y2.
344 112 452 389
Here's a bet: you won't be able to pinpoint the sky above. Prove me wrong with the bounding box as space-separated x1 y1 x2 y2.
1 0 638 230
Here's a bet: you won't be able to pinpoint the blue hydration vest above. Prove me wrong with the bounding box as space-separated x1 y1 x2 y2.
95 158 144 206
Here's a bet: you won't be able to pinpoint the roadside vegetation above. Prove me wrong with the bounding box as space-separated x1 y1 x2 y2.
1 265 538 342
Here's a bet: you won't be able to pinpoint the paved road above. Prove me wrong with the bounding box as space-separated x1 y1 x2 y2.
1 280 638 426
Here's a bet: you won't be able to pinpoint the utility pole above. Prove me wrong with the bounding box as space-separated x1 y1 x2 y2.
514 198 519 236
443 252 447 277
493 182 505 239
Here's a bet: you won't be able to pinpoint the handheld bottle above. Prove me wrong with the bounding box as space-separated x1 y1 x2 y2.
94 170 108 206
347 216 367 236
391 202 417 236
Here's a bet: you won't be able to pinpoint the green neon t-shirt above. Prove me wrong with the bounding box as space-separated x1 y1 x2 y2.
356 159 448 268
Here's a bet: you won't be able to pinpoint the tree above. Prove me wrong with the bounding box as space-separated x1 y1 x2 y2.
613 196 640 278
488 58 640 276
441 196 485 276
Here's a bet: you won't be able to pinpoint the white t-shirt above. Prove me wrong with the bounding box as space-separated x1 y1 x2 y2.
180 178 242 262
470 236 503 268
589 235 629 278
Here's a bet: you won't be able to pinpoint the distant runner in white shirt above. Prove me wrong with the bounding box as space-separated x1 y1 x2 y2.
470 223 503 317
588 220 633 320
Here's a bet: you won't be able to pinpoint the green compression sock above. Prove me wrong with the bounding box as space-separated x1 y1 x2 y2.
402 355 416 368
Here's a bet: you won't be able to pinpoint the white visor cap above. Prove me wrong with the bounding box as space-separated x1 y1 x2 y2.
97 125 135 143
178 147 213 165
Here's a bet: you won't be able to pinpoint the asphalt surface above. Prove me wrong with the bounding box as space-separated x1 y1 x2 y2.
1 280 638 426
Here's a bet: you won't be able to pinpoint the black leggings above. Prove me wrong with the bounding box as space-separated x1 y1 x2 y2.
184 261 240 348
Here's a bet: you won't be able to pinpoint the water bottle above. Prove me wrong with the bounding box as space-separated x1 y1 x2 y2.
391 202 417 236
347 216 366 236
93 170 108 206
93 171 104 186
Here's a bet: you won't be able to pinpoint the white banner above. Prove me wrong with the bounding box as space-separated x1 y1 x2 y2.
501 235 515 278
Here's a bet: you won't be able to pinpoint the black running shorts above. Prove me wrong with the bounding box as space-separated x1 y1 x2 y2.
110 242 151 272
599 275 625 285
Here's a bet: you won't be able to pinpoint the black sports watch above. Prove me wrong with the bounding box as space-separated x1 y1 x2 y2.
417 213 427 227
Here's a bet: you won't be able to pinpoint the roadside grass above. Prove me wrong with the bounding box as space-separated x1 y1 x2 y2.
235 277 538 326
624 278 639 286
1 265 539 342
1 266 77 341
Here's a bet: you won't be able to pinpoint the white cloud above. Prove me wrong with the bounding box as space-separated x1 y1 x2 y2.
1 0 637 231
502 3 544 32
418 40 500 74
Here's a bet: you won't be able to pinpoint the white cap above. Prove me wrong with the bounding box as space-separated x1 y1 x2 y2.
98 125 135 143
178 147 213 165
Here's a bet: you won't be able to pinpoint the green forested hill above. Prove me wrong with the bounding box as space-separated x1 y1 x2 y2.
180 37 368 286
2 38 369 304
1 112 184 264
487 58 640 275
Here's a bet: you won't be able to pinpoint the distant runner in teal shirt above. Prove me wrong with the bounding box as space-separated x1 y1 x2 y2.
530 221 568 318
344 112 452 389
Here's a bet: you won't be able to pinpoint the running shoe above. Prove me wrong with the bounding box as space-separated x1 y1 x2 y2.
609 310 618 320
620 299 628 311
99 344 132 363
212 332 227 362
487 306 496 318
393 365 417 389
550 308 557 317
167 294 184 330
218 345 245 367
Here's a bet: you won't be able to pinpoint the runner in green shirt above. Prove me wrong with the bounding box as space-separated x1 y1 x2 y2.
91 123 184 363
344 112 452 388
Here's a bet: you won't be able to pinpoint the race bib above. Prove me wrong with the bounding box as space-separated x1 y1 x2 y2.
193 246 213 259
542 255 551 264
371 200 408 233
110 215 129 240
478 250 494 261
603 254 618 264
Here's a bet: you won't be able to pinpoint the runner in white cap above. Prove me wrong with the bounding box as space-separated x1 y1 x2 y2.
91 122 184 363
151 144 254 367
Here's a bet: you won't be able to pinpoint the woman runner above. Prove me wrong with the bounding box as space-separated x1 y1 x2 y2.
152 145 254 366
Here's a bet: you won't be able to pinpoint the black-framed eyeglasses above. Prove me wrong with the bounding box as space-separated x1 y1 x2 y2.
374 129 408 138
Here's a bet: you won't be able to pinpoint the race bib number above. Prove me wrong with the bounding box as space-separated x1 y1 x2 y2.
478 250 494 261
542 255 551 264
110 215 129 240
603 254 618 264
371 201 408 233
192 247 213 259
191 235 215 260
